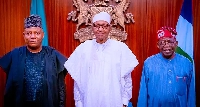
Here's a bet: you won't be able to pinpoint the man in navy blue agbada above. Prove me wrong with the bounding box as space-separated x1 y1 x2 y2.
137 27 195 107
0 15 67 107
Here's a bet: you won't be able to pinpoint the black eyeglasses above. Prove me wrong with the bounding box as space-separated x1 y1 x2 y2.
158 40 176 46
93 23 110 30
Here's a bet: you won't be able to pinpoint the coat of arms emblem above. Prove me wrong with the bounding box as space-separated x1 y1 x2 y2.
68 0 135 42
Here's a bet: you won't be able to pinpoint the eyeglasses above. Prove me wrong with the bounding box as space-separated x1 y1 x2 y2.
158 40 176 46
93 23 110 30
23 31 42 36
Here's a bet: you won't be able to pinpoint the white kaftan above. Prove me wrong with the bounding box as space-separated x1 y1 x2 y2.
64 39 138 107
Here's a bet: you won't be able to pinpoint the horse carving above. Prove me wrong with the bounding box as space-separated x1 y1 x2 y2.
112 0 131 31
71 0 91 30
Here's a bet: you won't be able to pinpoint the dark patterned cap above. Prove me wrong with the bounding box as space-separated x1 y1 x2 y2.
24 14 42 29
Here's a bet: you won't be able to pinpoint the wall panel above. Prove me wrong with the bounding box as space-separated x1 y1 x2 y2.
193 0 200 106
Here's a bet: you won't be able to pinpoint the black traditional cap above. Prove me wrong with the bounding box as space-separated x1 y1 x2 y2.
24 14 42 29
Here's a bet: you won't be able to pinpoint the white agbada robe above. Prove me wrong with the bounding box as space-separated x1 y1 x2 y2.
64 39 138 107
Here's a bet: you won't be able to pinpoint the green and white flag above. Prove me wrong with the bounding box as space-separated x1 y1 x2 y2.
176 0 193 61
176 0 195 106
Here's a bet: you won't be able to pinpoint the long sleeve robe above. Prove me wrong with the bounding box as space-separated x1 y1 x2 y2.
65 39 138 107
0 46 67 107
137 53 195 107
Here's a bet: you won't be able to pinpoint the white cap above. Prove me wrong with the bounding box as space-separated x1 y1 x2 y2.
92 12 111 24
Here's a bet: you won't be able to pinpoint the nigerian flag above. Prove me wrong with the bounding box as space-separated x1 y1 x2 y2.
176 0 195 106
30 0 48 46
176 0 193 61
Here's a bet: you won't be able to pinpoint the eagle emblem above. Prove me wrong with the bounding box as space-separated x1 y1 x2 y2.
67 0 135 42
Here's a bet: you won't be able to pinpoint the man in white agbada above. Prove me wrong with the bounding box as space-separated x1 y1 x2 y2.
64 12 139 107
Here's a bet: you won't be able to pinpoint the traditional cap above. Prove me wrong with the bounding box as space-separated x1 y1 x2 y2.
92 12 111 24
24 14 42 29
157 26 177 39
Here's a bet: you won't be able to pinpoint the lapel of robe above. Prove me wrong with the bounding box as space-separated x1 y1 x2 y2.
43 46 55 107
12 46 26 106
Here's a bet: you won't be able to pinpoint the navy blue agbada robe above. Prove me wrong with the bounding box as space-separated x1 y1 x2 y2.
0 46 67 107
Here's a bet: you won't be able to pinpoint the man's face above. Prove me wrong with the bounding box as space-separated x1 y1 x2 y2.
92 20 111 44
157 37 178 59
23 27 44 50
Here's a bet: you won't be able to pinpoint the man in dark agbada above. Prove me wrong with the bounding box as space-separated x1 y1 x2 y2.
0 14 67 107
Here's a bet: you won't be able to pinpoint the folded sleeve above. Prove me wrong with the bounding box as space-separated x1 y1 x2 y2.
64 44 83 90
64 44 85 107
53 49 68 107
54 50 68 74
0 51 13 74
120 43 139 105
121 73 132 106
120 43 139 77
58 71 66 107
74 82 83 107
